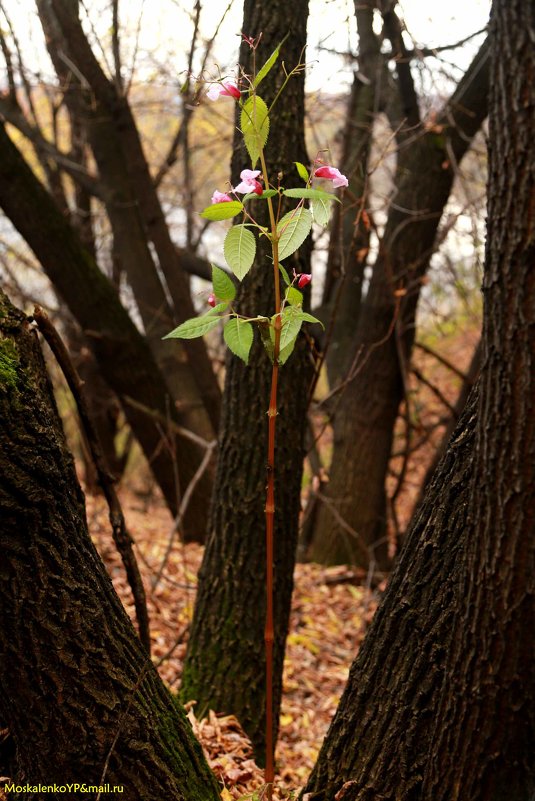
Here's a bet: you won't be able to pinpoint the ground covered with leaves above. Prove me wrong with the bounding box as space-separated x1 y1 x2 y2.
84 490 379 799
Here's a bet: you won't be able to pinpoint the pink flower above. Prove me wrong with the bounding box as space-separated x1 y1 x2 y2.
234 169 263 195
297 273 312 288
207 293 216 307
206 81 241 101
211 190 233 204
314 165 348 188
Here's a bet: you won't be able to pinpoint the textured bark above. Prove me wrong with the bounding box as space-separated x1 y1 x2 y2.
36 0 218 439
311 38 490 567
323 2 380 383
36 0 221 434
303 3 535 797
0 290 220 801
182 1 312 764
0 121 211 538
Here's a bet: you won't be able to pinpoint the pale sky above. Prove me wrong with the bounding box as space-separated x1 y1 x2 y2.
2 0 491 93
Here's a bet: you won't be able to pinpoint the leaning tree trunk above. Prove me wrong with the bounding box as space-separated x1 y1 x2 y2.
311 37 490 568
303 2 535 798
0 121 212 539
181 1 312 764
0 289 220 801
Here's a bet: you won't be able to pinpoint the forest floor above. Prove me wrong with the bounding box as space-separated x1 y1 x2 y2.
87 489 380 799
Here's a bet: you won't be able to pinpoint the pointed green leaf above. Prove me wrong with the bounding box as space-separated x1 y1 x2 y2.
285 286 303 306
242 189 279 202
277 207 313 261
200 201 244 221
290 309 325 329
311 197 331 226
279 264 291 286
224 225 257 280
254 44 281 88
212 264 236 302
163 314 221 340
206 301 229 315
283 187 339 202
278 337 298 365
279 308 303 350
224 318 254 364
240 95 269 168
259 320 275 363
295 161 310 183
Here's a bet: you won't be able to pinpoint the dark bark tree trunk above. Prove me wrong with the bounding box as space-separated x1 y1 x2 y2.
181 1 312 764
0 121 212 539
322 2 380 384
302 2 535 797
35 0 219 439
311 37 490 568
0 289 220 801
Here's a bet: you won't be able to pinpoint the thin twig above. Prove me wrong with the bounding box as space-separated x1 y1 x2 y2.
33 306 151 654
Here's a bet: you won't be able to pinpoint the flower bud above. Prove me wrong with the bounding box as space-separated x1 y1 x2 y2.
297 273 312 288
207 293 216 307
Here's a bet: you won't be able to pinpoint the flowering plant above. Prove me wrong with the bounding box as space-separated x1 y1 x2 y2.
164 38 347 796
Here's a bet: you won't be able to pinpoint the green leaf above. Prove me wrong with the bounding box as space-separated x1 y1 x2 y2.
163 314 221 340
224 318 254 364
279 308 303 350
285 286 303 306
206 301 229 315
283 187 339 202
311 197 331 226
200 201 244 221
278 337 298 365
259 320 275 363
277 207 313 261
242 189 279 202
295 161 310 183
290 308 325 329
212 264 236 301
224 225 257 280
279 264 291 286
240 96 269 168
254 44 281 88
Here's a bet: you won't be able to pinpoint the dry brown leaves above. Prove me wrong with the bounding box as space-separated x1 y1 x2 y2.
83 490 379 799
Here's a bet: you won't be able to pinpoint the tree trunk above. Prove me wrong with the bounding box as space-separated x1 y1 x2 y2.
311 38 490 568
0 121 211 539
181 1 312 764
0 289 220 801
302 2 535 796
35 0 219 440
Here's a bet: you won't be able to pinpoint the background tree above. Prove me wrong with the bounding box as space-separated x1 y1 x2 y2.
302 0 534 796
0 288 220 801
311 5 489 568
181 0 314 764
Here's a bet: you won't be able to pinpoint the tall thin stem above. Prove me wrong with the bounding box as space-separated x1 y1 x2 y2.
259 146 281 798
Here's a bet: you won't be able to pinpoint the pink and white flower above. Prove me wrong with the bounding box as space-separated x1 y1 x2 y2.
314 165 348 188
211 190 233 204
233 169 263 196
206 81 241 101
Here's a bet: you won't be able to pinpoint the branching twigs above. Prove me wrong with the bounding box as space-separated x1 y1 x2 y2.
33 307 151 654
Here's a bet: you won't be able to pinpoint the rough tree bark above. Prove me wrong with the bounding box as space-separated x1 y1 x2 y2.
311 36 490 568
36 0 221 434
0 289 220 801
181 1 313 764
0 121 212 539
302 1 534 797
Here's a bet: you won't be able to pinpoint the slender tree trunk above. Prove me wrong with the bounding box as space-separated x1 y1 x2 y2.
36 0 219 440
181 2 312 764
0 289 220 801
311 38 490 567
303 3 535 797
0 122 211 538
36 0 221 434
